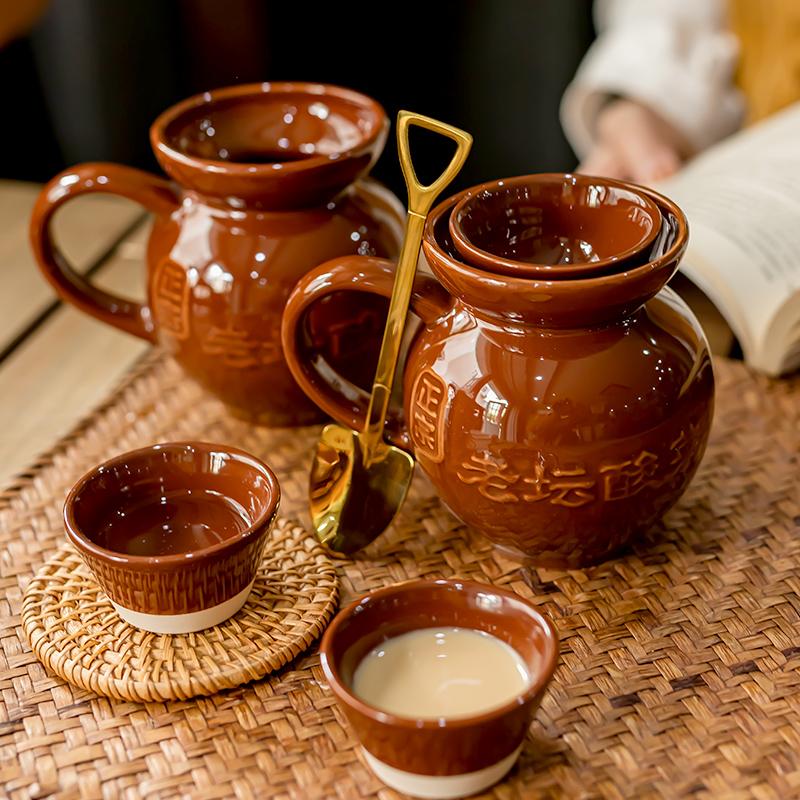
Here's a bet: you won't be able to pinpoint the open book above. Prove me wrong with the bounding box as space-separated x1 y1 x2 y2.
657 100 800 376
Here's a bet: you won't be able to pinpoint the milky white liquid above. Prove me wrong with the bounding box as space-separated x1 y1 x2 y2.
352 627 533 720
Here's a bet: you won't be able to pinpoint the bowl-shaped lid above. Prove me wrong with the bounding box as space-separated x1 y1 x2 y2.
424 182 688 329
449 173 662 279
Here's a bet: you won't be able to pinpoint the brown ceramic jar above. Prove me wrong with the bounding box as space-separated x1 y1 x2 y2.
30 82 404 425
281 176 715 567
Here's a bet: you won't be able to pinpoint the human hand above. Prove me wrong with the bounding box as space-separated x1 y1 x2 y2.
578 98 690 185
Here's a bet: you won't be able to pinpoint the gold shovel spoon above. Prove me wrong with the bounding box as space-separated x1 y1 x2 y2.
309 111 472 556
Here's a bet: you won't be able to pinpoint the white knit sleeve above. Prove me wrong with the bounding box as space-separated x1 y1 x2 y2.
560 0 745 158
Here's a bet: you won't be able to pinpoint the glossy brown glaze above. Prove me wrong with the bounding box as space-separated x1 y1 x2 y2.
449 173 661 279
93 490 250 556
30 82 404 425
281 176 715 567
64 442 280 615
319 579 559 776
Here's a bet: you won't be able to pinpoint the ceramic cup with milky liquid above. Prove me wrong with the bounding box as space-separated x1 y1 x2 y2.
63 441 280 634
319 579 559 799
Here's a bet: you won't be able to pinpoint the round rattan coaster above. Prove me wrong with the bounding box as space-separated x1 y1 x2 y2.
21 519 339 703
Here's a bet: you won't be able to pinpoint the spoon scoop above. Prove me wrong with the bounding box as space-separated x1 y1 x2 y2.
309 111 472 556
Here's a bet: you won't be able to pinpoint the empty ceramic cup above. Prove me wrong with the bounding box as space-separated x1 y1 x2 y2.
64 441 280 634
319 579 559 799
448 173 662 279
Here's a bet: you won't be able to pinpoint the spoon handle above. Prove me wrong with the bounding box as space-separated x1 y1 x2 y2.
362 112 472 453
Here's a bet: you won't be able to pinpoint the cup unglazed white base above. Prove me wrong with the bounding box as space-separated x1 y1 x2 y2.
110 580 254 634
361 742 523 799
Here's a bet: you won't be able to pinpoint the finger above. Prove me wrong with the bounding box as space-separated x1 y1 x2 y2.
601 104 682 184
631 147 681 184
577 147 629 180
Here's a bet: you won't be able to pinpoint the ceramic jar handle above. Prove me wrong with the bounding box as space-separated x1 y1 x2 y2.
281 254 453 449
30 162 181 343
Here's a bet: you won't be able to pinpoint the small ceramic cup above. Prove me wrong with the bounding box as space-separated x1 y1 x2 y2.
448 173 662 279
320 579 559 799
64 441 280 634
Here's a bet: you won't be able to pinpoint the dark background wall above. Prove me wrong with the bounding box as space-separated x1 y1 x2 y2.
3 0 594 199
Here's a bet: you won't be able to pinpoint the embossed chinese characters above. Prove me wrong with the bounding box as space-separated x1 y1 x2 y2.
281 175 714 567
409 370 447 463
449 425 696 508
31 82 404 425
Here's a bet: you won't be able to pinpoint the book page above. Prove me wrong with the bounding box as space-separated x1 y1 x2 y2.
657 101 800 373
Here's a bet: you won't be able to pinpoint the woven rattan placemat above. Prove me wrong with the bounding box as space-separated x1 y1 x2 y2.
20 519 339 704
2 350 800 799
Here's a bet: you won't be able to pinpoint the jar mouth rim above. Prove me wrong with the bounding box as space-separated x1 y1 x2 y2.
421 176 689 328
448 173 663 279
150 81 388 177
424 176 687 290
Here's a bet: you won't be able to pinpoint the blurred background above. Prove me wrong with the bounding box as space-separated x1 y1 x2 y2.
2 0 594 198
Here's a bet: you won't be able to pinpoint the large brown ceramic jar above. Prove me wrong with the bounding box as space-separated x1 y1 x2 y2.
30 82 404 425
281 178 715 567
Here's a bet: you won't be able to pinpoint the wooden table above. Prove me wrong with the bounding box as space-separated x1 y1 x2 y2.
0 180 152 486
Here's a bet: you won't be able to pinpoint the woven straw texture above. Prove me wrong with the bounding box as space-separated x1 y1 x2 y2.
20 519 339 704
2 350 800 800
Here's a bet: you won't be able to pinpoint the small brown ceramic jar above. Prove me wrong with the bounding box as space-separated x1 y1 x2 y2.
320 579 559 798
64 441 280 634
281 176 715 567
30 82 404 425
